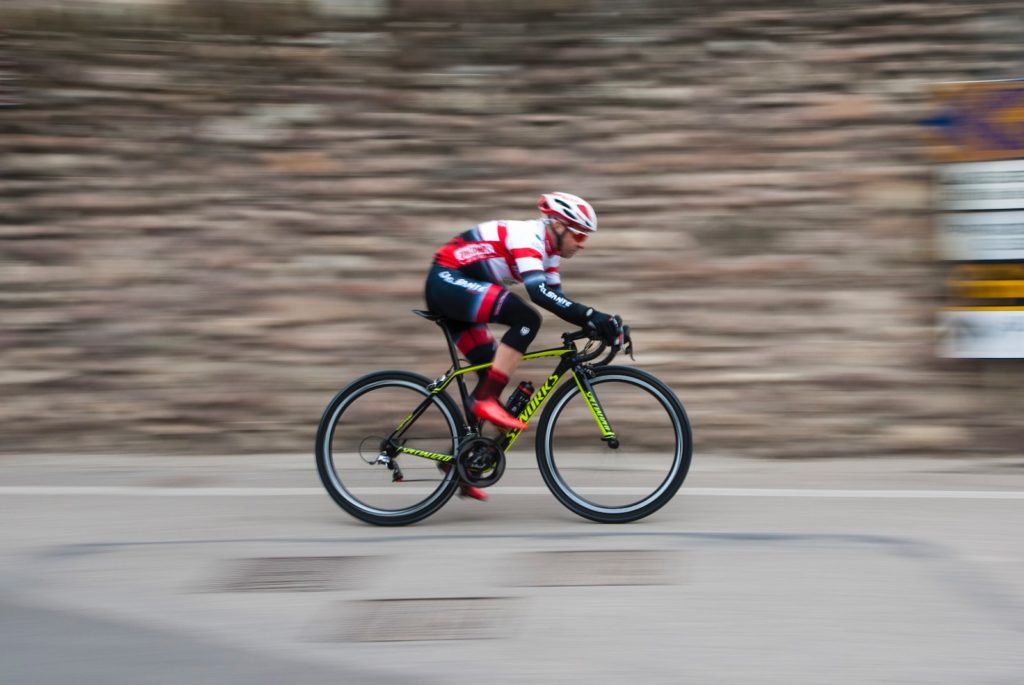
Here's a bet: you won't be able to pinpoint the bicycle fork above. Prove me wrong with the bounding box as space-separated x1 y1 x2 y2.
573 372 619 449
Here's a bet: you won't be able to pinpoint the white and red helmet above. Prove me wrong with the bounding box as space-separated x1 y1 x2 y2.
538 192 597 234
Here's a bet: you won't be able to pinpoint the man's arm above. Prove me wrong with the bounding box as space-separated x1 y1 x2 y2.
521 271 591 327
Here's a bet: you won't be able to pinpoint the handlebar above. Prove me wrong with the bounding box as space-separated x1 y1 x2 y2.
562 323 634 366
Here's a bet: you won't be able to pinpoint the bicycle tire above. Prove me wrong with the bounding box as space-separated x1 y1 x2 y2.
535 365 692 523
315 370 463 526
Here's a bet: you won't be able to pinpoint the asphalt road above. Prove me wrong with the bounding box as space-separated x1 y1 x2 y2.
2 452 1023 685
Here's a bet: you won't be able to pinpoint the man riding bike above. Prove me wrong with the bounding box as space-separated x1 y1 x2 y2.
424 192 623 500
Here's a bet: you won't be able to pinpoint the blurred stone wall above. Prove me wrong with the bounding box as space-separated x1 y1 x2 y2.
2 0 1023 457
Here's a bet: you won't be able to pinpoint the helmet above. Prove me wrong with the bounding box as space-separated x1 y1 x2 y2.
538 192 597 234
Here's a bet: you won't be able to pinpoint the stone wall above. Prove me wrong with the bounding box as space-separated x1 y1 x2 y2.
2 0 1023 457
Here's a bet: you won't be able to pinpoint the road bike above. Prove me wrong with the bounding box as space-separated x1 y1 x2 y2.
315 310 693 526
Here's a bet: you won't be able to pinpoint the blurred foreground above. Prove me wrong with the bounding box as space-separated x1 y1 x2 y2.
2 452 1023 684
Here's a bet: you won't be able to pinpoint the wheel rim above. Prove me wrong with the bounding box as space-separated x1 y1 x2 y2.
542 374 684 515
322 379 458 517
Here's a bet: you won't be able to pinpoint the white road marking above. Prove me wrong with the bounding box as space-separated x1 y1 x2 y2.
686 487 1024 499
0 486 1023 499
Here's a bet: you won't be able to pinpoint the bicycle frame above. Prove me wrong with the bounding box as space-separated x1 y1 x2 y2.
384 340 617 464
317 311 688 525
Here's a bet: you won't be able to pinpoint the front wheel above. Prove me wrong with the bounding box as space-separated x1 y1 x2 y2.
535 366 692 523
315 370 463 526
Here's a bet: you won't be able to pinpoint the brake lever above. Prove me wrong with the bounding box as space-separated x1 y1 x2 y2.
623 325 635 361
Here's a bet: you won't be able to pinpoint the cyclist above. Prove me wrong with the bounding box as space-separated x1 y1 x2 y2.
424 192 623 499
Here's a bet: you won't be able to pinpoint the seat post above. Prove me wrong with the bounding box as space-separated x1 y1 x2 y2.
436 319 463 372
413 310 476 423
436 319 479 426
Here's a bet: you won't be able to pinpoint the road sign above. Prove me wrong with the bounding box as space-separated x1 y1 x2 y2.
936 159 1024 211
923 80 1024 163
938 210 1024 261
940 309 1024 358
925 80 1024 358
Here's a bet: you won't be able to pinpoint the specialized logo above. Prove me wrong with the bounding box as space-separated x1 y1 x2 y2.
453 243 497 263
398 446 453 462
585 391 613 435
520 326 531 336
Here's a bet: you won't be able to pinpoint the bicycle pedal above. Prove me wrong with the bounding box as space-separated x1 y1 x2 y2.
458 484 489 502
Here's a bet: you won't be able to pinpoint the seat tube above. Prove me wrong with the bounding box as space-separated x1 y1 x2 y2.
438 321 474 418
438 321 462 370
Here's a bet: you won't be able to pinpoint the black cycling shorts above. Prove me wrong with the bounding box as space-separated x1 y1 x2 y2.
424 264 540 354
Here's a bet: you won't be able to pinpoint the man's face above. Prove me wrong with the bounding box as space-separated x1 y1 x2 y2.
555 220 587 259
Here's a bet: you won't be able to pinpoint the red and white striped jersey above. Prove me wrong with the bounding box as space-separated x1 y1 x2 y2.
433 219 561 288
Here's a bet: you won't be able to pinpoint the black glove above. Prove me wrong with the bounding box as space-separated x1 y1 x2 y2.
587 310 622 346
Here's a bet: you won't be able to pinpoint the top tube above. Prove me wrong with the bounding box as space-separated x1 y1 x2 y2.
437 344 573 387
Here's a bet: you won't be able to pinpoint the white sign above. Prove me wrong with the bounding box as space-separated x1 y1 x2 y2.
937 211 1024 261
940 310 1024 358
937 158 1024 211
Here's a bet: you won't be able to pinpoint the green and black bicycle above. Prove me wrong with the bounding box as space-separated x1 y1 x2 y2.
315 310 693 526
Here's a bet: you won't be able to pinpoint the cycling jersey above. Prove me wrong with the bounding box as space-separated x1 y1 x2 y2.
432 220 591 326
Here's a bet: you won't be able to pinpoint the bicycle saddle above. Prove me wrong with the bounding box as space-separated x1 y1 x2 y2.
413 309 446 322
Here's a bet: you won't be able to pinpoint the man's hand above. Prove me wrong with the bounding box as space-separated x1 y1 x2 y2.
587 311 623 347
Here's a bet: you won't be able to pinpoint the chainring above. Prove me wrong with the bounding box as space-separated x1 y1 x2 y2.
455 436 506 488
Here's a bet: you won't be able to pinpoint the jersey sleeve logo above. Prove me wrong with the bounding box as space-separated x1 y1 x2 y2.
453 243 497 263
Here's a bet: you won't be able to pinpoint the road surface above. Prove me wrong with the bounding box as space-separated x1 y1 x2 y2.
1 452 1023 684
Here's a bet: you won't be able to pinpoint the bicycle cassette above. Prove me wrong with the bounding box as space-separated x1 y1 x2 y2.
455 436 506 488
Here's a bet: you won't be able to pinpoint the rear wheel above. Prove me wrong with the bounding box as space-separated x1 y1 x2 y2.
315 370 463 526
535 366 692 523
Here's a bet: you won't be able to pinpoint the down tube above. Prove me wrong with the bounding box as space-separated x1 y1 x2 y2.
500 355 575 451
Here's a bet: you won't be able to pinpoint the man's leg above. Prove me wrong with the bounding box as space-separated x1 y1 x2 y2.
469 343 521 407
491 342 522 380
450 323 496 383
468 292 540 430
450 329 525 431
424 266 539 430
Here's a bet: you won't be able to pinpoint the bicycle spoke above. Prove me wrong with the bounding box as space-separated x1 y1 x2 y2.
316 372 461 524
537 367 691 522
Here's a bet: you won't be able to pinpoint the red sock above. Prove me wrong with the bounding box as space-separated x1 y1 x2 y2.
473 368 509 402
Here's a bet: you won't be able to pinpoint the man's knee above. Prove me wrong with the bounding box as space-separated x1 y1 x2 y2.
496 294 541 353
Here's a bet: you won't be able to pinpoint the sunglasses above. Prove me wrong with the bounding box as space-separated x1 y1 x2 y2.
555 220 589 242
